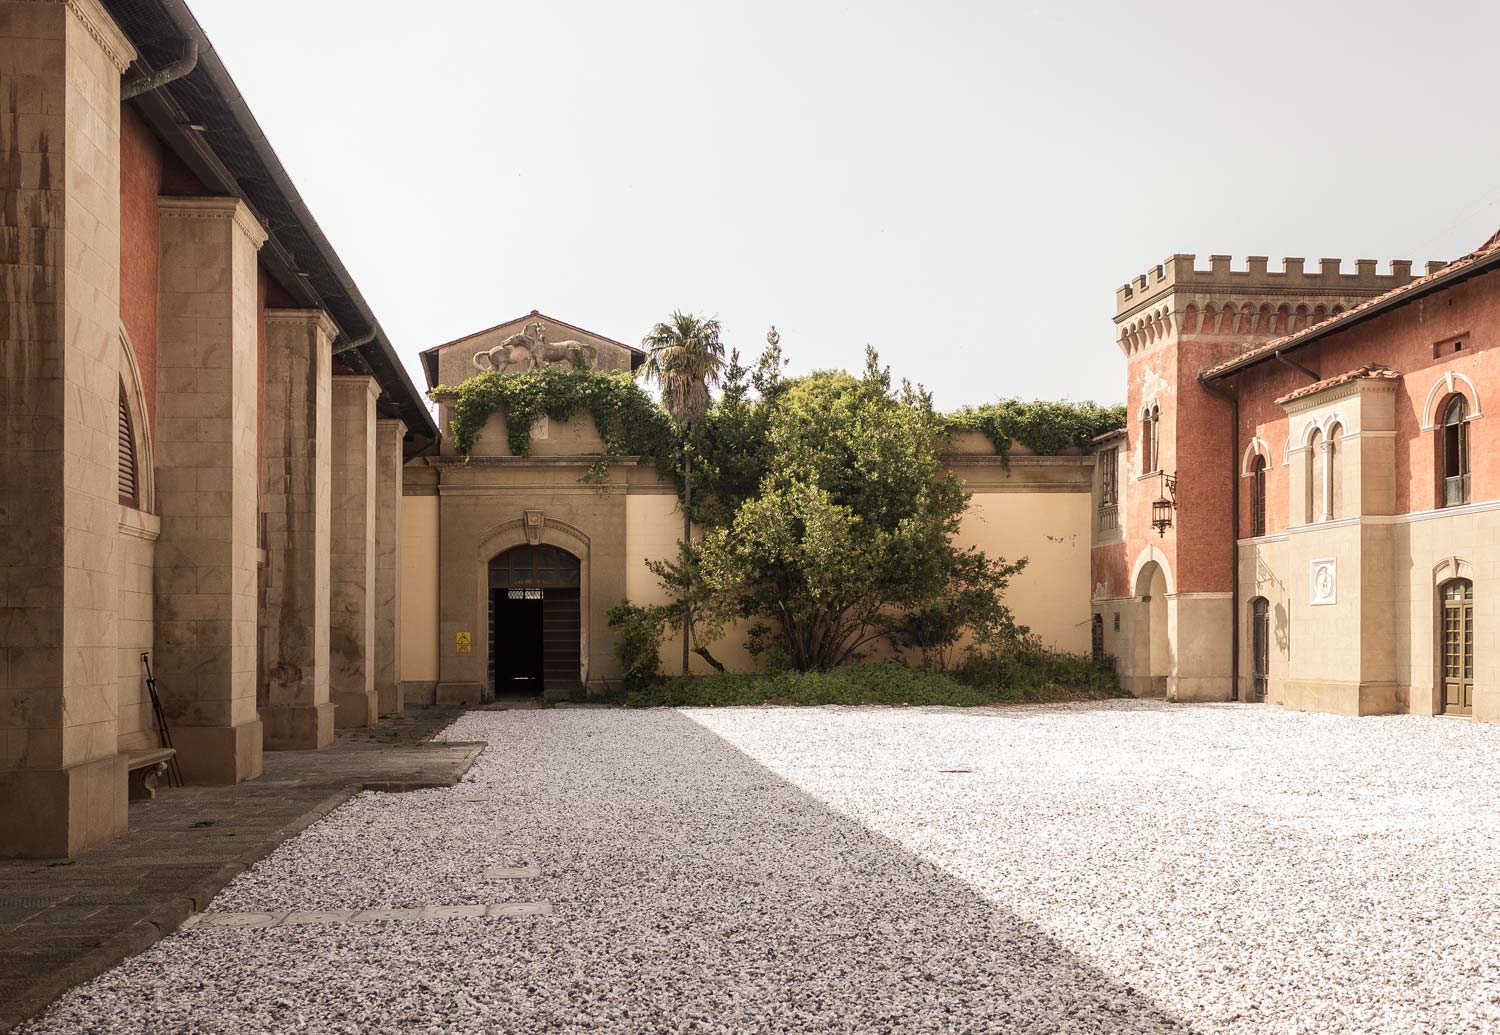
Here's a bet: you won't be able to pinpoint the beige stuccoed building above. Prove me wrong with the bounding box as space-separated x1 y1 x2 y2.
400 313 1098 703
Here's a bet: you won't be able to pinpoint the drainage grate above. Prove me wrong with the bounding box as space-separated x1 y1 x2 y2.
182 901 552 930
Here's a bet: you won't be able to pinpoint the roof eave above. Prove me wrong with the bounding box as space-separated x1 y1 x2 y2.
110 0 438 455
1201 249 1500 383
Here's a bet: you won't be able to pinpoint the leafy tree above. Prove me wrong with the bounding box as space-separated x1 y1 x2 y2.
694 347 1021 671
637 312 727 673
882 549 1028 671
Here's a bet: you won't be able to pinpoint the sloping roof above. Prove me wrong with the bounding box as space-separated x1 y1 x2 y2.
419 310 645 389
1202 228 1500 381
103 0 438 457
1274 365 1402 406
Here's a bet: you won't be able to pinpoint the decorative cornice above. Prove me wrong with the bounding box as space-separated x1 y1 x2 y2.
264 308 341 342
157 196 269 249
332 374 382 400
1280 376 1399 415
118 506 160 541
51 0 138 73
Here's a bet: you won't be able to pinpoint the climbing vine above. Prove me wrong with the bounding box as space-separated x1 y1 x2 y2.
943 399 1126 462
430 368 682 480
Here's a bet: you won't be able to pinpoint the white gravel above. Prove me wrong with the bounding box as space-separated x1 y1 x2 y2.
21 701 1500 1034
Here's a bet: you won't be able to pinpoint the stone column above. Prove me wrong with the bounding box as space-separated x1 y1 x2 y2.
153 197 267 784
374 420 405 714
0 0 135 857
331 377 379 727
259 311 336 748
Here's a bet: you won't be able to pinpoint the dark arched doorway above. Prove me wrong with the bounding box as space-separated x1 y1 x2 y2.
488 545 582 696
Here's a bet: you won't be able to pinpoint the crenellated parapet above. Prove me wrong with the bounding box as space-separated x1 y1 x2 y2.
1114 254 1431 357
1116 255 1431 318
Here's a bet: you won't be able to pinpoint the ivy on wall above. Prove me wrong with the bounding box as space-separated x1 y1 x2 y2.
430 368 681 479
432 368 1126 489
943 399 1126 462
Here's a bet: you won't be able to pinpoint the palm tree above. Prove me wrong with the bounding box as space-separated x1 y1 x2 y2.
639 312 726 675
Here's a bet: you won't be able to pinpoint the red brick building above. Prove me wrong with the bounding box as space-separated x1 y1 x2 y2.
1092 233 1500 721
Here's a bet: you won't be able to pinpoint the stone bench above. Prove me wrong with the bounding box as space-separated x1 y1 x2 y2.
125 748 176 801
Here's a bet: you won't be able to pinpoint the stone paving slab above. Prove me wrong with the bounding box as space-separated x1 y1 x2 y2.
0 709 482 1034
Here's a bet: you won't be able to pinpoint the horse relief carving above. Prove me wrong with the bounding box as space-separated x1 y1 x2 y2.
473 321 598 374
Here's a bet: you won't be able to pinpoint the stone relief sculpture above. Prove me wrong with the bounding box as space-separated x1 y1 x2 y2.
473 320 598 375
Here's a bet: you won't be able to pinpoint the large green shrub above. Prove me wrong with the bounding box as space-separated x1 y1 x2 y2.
605 600 666 690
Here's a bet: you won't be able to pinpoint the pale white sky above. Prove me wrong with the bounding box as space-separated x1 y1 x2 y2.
192 0 1500 409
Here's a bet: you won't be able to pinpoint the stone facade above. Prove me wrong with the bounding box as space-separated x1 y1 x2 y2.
259 311 336 750
154 197 267 784
1094 237 1500 722
0 0 136 857
373 420 405 715
0 0 434 856
330 377 380 727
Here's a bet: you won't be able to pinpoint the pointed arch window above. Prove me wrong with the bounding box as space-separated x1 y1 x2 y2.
118 378 139 508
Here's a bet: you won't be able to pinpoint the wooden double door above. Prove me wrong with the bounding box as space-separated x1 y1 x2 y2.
1441 579 1474 716
488 545 583 697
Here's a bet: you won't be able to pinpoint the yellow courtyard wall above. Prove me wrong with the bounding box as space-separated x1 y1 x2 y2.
399 495 440 696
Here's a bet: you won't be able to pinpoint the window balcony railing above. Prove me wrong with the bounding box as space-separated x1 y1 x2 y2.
1444 473 1471 508
1098 504 1119 532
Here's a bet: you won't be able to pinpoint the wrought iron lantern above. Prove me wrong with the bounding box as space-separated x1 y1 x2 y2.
1151 472 1178 537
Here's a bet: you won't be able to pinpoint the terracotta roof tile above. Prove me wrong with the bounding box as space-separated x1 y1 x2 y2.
1201 227 1500 380
1274 365 1402 406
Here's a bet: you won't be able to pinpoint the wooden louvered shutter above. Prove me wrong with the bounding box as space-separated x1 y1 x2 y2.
118 379 138 508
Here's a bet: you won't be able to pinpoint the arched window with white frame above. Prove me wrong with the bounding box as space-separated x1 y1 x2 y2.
1306 427 1324 522
1141 404 1160 475
1326 422 1343 520
1439 395 1470 507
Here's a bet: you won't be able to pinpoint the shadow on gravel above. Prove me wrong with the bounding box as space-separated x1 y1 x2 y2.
20 708 1204 1035
640 709 1201 1034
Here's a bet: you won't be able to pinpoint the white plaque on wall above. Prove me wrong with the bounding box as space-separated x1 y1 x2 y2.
1310 558 1337 606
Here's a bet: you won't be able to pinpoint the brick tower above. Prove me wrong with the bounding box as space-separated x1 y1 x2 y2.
1093 255 1425 698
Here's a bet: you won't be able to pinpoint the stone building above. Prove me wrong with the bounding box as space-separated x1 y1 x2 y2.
398 315 1099 703
0 0 435 856
1092 233 1500 721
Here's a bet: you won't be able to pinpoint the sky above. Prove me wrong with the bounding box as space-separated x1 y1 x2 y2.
189 0 1500 411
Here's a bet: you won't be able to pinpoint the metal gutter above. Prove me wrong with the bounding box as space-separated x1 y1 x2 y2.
111 0 438 454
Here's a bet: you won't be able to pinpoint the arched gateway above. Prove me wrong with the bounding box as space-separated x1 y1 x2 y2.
488 545 583 696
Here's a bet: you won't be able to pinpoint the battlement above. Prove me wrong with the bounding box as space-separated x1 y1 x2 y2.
1115 254 1436 318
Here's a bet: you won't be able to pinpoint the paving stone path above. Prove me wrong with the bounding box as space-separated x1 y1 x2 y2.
0 709 481 1033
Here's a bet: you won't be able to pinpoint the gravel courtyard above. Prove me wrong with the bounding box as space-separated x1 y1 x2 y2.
21 701 1500 1034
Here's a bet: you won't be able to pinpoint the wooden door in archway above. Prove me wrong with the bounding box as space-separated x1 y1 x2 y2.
1440 578 1473 716
489 545 582 696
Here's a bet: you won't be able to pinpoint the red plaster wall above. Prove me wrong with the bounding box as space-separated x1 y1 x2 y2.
119 104 161 432
1091 541 1128 600
1226 267 1500 525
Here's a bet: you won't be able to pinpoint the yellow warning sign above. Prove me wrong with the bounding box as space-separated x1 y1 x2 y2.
455 631 472 653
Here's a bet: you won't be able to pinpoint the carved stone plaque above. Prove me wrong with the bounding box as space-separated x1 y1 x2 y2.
1310 558 1337 606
